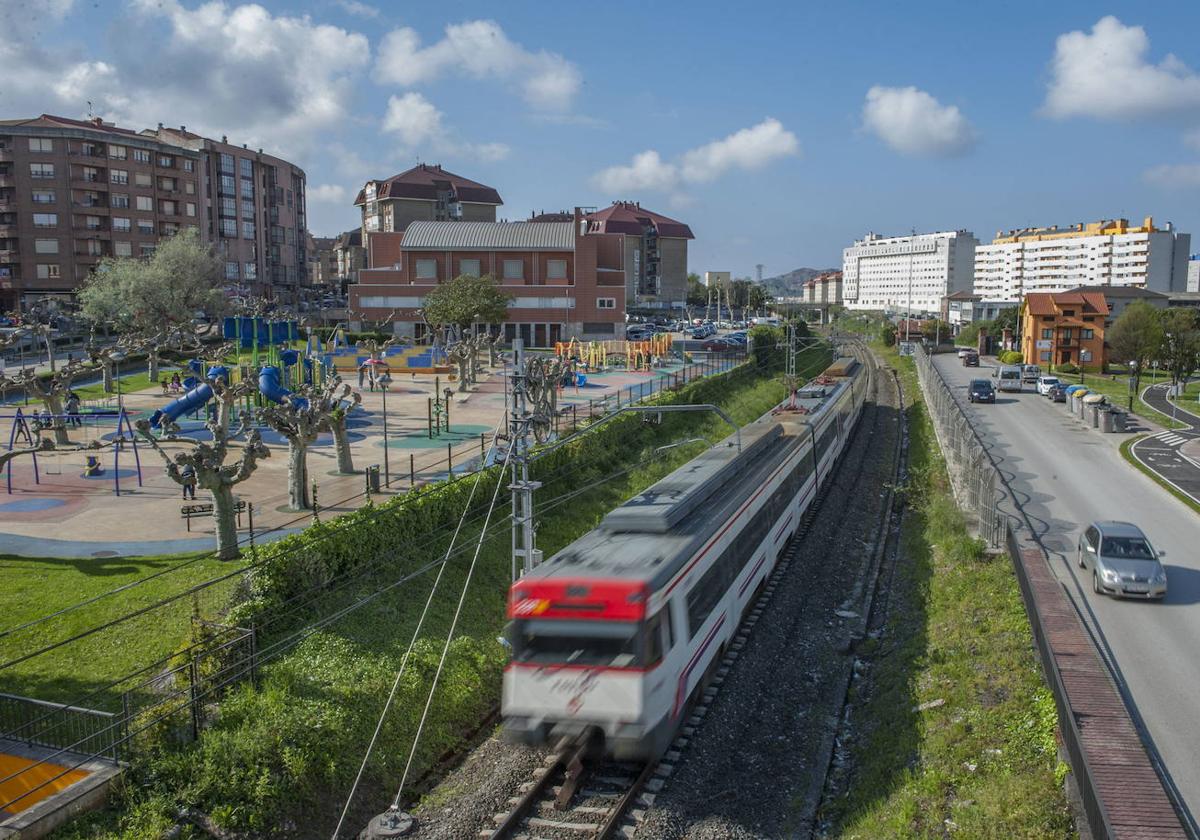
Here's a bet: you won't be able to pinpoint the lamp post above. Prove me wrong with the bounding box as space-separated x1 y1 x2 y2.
1128 360 1137 412
380 366 390 487
110 350 126 412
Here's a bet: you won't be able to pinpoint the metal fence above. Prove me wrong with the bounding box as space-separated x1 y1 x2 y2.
911 345 1006 546
0 691 124 762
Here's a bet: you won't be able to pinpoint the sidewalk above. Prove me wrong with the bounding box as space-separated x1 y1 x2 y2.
1130 383 1200 503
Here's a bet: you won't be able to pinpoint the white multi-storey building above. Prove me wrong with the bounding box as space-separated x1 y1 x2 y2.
972 218 1190 302
1188 254 1200 293
842 230 977 315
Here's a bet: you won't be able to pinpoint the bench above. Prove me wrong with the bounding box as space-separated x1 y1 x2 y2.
180 501 246 532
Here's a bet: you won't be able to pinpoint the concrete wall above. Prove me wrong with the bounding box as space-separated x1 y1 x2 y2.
659 237 688 305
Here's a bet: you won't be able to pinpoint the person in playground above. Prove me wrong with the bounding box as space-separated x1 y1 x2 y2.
358 362 367 388
170 372 182 394
179 462 197 500
65 390 82 428
161 378 171 396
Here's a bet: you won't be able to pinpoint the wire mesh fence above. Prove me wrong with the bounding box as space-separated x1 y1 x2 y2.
912 345 1006 547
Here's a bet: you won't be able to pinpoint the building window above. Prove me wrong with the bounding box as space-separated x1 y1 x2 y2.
1082 328 1094 340
158 155 173 168
415 259 437 280
547 259 568 280
114 241 132 257
30 163 55 179
219 175 236 194
109 145 127 160
239 158 252 179
219 153 235 173
224 261 240 279
135 195 153 211
32 213 57 228
285 227 293 245
112 217 131 232
503 259 524 280
111 193 129 209
244 262 257 279
242 221 255 239
1041 328 1052 340
186 202 196 217
1062 309 1074 317
31 190 55 204
185 181 196 195
241 199 254 218
34 238 58 254
140 244 156 256
84 216 101 230
134 172 152 187
162 200 177 216
132 149 150 163
35 264 60 279
242 181 255 199
220 218 237 238
1039 350 1051 362
137 219 154 234
458 259 481 277
159 177 176 191
81 239 102 256
183 159 195 172
28 138 53 153
220 196 236 216
596 297 616 310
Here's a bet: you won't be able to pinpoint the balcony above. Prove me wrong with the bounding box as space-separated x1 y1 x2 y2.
75 201 110 214
0 176 14 188
0 247 18 259
0 149 12 162
71 177 109 190
0 221 16 235
75 223 111 235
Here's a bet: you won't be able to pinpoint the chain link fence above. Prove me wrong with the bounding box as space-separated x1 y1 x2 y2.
912 345 1006 547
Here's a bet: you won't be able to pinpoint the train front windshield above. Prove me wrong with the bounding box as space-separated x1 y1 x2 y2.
508 619 642 668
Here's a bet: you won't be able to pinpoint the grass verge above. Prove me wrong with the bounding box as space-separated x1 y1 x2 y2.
819 346 1074 839
1120 435 1200 516
1058 375 1185 431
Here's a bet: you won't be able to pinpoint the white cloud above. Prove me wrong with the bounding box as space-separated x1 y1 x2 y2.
336 0 378 18
309 184 350 204
861 86 977 157
376 20 581 110
381 92 510 162
1044 16 1200 120
592 119 800 196
1143 163 1200 188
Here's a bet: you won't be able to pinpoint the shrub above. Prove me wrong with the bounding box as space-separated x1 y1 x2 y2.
1057 362 1078 374
999 350 1024 365
880 323 897 347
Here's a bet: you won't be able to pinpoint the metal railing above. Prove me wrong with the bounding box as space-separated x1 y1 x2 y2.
0 691 123 762
911 345 1005 546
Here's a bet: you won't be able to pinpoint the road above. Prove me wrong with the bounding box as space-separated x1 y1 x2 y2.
933 352 1200 828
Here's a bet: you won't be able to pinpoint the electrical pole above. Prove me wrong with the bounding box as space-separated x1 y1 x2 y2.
906 228 915 345
509 339 541 580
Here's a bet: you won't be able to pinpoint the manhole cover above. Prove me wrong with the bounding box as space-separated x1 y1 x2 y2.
91 550 120 558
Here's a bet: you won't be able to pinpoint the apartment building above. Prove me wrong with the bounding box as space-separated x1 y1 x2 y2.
0 114 308 310
940 291 1015 332
583 201 693 312
144 125 307 302
349 209 626 344
1188 254 1200 293
333 227 365 292
1021 290 1109 370
842 230 977 315
0 114 204 310
307 234 337 288
973 218 1190 302
799 271 843 305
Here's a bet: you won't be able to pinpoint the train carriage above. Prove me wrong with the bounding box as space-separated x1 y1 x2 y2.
502 357 868 760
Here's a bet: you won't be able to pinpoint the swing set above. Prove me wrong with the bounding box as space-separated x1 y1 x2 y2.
553 334 672 372
4 406 144 497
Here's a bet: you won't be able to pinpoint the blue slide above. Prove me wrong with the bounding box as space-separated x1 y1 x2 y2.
149 365 231 428
259 365 308 410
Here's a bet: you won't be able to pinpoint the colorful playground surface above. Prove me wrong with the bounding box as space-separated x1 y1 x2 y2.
0 351 722 558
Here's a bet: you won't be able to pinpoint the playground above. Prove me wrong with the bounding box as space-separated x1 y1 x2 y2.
0 323 732 558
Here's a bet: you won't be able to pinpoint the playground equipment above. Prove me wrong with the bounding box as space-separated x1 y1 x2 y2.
258 365 308 410
150 365 232 428
553 335 672 372
3 406 143 496
223 316 299 367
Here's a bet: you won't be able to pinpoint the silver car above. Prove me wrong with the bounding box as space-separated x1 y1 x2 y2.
1077 521 1167 600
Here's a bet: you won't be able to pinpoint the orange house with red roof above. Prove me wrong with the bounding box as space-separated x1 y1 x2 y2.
1021 290 1109 371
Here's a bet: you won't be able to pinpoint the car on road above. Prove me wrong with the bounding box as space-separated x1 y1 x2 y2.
962 351 979 367
1077 521 1167 600
967 378 995 403
701 337 738 351
1022 364 1041 383
1036 375 1061 396
1047 384 1067 402
957 346 974 357
996 364 1023 392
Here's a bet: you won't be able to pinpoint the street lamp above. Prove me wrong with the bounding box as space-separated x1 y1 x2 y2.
380 366 390 487
1128 360 1137 412
110 350 127 411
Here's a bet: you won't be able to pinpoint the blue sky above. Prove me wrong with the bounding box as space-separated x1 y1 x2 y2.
4 0 1200 276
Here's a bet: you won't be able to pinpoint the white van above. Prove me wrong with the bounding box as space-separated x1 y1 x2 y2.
996 365 1023 392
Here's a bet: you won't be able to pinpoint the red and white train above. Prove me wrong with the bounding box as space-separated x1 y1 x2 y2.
502 357 868 759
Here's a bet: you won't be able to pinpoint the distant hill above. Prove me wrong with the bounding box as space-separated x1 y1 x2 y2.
761 267 839 297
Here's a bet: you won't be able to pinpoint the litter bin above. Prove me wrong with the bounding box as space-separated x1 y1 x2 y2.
365 464 381 493
1098 405 1114 433
1112 410 1128 432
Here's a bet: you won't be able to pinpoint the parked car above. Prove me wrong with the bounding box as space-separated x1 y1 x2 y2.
701 337 737 351
962 351 979 367
1048 384 1067 402
1022 364 1042 383
1036 375 1061 396
1077 521 1167 600
967 378 995 403
957 347 973 358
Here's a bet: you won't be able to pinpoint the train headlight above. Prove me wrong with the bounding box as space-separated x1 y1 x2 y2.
513 597 551 617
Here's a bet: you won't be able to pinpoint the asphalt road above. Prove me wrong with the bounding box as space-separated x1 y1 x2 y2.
933 352 1200 828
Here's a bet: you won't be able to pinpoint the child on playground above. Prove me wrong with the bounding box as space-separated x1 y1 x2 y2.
65 391 82 428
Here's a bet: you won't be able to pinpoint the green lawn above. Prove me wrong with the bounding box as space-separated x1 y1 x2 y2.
0 550 242 709
821 346 1073 839
71 368 181 402
1052 373 1186 430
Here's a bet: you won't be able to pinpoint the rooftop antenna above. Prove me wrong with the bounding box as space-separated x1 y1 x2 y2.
86 100 93 118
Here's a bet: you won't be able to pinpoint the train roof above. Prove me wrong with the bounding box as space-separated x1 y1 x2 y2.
523 367 859 592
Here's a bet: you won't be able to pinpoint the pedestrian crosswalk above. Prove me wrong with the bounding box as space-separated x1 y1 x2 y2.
1154 432 1189 446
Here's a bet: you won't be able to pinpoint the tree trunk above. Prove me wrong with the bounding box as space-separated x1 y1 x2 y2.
210 484 241 561
44 337 55 373
147 349 160 382
287 440 310 509
216 398 234 436
44 395 70 445
102 362 114 394
329 418 355 474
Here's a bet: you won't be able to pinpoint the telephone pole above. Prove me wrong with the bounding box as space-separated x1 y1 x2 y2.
508 339 542 579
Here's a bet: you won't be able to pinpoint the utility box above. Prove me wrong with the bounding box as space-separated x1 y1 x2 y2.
365 464 381 493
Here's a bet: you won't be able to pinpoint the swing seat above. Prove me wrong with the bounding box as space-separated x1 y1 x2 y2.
83 455 104 477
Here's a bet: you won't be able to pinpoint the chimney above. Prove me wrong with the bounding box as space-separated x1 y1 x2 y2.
243 143 247 149
258 148 262 154
157 122 163 130
181 125 186 132
222 135 227 143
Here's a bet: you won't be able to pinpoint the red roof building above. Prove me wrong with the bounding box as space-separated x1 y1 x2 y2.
582 202 694 312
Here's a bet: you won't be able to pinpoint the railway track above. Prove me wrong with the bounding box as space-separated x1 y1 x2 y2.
480 338 893 840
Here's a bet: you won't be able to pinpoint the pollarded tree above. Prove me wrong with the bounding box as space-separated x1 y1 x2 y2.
78 229 226 379
312 379 362 474
2 359 89 445
136 417 270 561
257 390 337 510
421 274 511 339
1109 300 1166 410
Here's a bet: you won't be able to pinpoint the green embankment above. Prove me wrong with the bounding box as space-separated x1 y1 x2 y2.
821 348 1074 839
58 342 831 838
